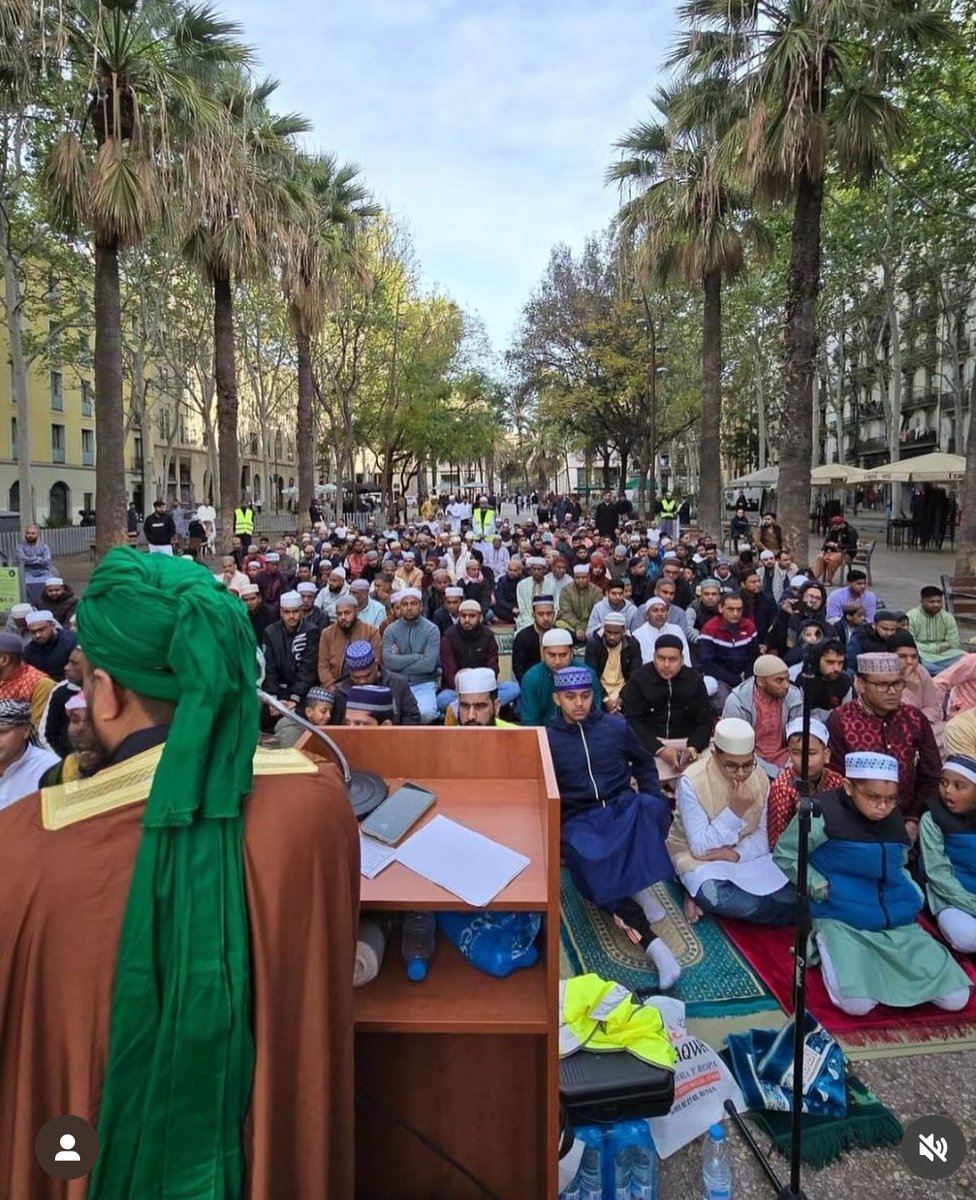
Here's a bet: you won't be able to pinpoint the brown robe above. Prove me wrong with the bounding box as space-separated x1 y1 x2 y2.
0 750 360 1200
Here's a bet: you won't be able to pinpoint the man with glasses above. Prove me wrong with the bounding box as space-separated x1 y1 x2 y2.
826 652 941 840
667 717 797 926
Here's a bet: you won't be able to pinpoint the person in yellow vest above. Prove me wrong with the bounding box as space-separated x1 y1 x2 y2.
234 501 256 551
658 493 679 540
471 496 496 541
667 717 797 926
444 667 517 727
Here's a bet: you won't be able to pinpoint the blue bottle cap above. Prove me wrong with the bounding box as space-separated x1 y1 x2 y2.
406 957 428 982
709 1123 725 1141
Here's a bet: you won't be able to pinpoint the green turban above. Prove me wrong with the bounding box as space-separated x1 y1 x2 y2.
78 548 259 1199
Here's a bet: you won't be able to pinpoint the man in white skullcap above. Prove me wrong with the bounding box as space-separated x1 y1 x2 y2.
775 752 971 1016
515 557 552 631
350 577 386 629
315 565 350 622
296 580 327 630
318 594 382 690
519 628 601 727
723 654 803 779
3 602 34 646
584 610 641 714
260 591 321 717
556 564 603 645
24 609 76 682
667 718 797 925
634 597 692 667
381 587 441 722
450 667 516 728
433 585 465 634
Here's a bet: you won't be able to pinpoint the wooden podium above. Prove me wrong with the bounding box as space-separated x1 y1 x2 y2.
319 726 561 1200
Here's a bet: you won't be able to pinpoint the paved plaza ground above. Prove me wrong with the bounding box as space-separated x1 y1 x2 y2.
47 528 976 1199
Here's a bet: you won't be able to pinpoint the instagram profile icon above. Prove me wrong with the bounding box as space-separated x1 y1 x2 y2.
35 1115 99 1180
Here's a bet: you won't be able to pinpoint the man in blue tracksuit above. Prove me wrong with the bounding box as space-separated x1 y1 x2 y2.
546 667 681 988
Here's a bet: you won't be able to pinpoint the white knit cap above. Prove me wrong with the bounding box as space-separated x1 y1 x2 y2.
646 597 667 609
573 564 590 576
279 591 302 610
713 717 756 755
785 717 830 746
45 577 64 587
846 752 899 782
400 587 422 601
602 611 627 627
330 566 347 579
10 603 33 618
754 654 789 677
26 609 55 626
456 667 497 695
541 629 573 648
297 582 318 594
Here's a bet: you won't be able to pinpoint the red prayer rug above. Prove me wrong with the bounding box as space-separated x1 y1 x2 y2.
720 918 976 1060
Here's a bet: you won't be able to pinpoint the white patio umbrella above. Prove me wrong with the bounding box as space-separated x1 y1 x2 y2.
811 464 867 486
727 465 779 489
867 452 965 484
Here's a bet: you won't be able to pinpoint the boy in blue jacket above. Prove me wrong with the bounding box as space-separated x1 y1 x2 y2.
920 753 976 953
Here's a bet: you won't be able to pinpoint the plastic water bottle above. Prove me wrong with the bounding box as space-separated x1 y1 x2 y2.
627 1121 658 1200
400 912 436 981
572 1126 604 1200
701 1123 733 1200
605 1123 633 1200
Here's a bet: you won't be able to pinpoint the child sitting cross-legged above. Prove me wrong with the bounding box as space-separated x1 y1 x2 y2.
774 752 972 1016
919 753 976 953
766 717 845 849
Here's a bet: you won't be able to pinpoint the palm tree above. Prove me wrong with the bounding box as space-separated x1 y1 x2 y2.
610 80 769 538
673 0 950 560
183 74 310 544
42 0 248 554
281 155 378 529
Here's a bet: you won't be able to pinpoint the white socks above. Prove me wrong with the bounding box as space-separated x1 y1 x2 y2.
632 886 667 925
647 937 682 989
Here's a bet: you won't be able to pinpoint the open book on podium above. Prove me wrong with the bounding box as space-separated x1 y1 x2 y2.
297 725 561 1200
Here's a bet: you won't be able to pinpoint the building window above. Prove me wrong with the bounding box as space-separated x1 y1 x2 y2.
82 428 94 466
10 416 16 462
83 492 93 511
8 481 18 512
51 423 66 464
81 379 93 417
50 370 64 411
133 436 144 471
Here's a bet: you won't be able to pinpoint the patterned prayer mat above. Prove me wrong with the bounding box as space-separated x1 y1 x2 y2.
721 918 976 1061
560 871 785 1047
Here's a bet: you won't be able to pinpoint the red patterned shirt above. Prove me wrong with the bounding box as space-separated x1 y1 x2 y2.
767 765 846 847
826 700 941 819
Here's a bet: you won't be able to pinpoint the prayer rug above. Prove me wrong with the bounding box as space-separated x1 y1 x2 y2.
745 1070 904 1169
560 870 784 1047
720 918 976 1061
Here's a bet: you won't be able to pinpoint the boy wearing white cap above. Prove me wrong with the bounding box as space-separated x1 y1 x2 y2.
519 629 600 727
767 718 845 847
668 718 797 925
775 752 971 1015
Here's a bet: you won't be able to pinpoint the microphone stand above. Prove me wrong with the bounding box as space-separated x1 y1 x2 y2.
724 648 817 1200
258 688 388 815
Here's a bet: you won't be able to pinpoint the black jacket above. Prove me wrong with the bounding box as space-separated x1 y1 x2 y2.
584 632 643 686
621 663 713 755
333 667 421 725
262 619 321 703
739 589 778 642
512 625 543 682
594 502 618 539
143 511 175 546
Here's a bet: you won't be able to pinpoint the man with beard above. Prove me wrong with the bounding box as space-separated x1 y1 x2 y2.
315 566 351 622
516 557 552 631
584 611 642 714
0 549 360 1199
723 655 802 779
437 600 518 712
381 588 441 722
433 586 464 633
796 639 853 723
686 579 723 647
40 691 101 784
738 569 777 644
557 564 604 646
493 557 523 624
332 640 420 726
512 595 555 682
448 667 517 727
519 629 601 728
424 568 452 620
296 580 328 630
261 592 321 719
24 610 76 681
317 595 381 690
0 699 59 809
38 577 79 626
241 582 277 645
634 597 691 666
38 645 83 757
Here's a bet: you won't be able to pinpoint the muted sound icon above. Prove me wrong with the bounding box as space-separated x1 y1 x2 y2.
902 1115 966 1180
918 1133 949 1164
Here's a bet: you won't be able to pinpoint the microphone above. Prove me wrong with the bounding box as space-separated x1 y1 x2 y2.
258 687 389 818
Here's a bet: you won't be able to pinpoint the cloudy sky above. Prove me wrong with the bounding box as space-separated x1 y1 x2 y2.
231 0 678 351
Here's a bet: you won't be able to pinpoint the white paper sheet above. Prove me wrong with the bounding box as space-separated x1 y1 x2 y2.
359 833 397 879
393 814 531 906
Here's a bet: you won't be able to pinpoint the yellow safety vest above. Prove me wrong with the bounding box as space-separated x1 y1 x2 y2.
472 507 496 536
660 498 678 517
234 507 255 535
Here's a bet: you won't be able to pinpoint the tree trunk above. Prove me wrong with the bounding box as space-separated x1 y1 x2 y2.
296 326 315 532
213 271 240 545
779 172 823 566
699 268 723 536
756 358 767 469
955 367 976 574
93 238 128 555
2 225 33 524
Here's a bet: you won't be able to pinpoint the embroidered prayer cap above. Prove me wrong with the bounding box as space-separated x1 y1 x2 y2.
531 594 555 608
845 751 899 781
456 667 497 695
346 684 394 713
553 667 593 691
296 582 318 595
445 586 464 598
785 717 829 746
400 587 422 601
334 595 358 611
603 611 627 628
26 609 55 626
541 628 573 648
754 654 789 677
350 578 370 592
713 717 756 755
305 686 335 705
0 698 32 726
65 691 87 712
525 555 546 567
344 639 376 669
240 583 261 597
654 634 684 652
856 652 901 676
459 599 482 614
10 602 33 618
573 564 591 576
279 591 302 610
943 754 976 785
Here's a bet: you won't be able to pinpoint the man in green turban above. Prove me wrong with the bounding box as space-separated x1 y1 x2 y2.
0 549 360 1199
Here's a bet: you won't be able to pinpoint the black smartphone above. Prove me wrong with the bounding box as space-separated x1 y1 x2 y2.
360 782 436 846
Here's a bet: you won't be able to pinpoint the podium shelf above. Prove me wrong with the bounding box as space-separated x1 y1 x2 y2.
355 933 548 1035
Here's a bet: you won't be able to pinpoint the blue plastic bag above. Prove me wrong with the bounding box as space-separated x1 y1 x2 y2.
437 911 541 978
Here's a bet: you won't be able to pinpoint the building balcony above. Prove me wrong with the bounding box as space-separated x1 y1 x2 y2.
902 391 938 413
